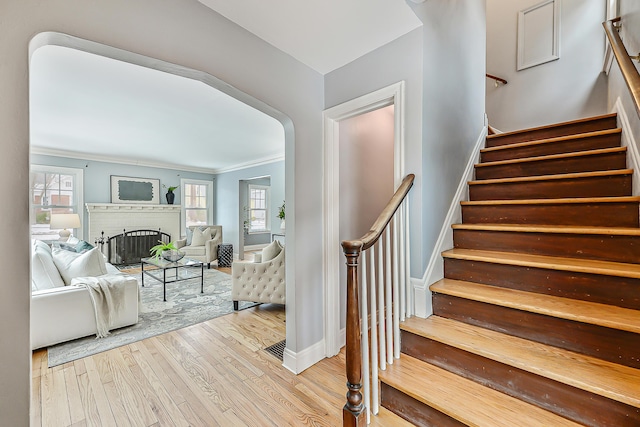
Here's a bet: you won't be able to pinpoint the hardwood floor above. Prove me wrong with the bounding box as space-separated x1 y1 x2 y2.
32 302 409 426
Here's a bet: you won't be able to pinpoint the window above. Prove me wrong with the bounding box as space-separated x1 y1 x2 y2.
248 184 270 233
30 165 84 240
181 178 213 236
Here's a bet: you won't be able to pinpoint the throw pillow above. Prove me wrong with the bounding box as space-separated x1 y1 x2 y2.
54 242 78 252
31 245 66 291
186 225 209 245
52 247 109 285
261 240 283 262
190 227 211 247
75 240 94 253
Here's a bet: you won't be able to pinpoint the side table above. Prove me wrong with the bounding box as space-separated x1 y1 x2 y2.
218 243 233 267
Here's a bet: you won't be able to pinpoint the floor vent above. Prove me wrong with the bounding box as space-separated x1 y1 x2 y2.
265 340 286 361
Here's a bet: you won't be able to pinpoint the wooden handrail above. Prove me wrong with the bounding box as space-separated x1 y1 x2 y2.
344 174 415 253
341 173 414 426
603 18 640 116
486 73 508 85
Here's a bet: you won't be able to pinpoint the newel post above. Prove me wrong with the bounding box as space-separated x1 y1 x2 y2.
342 240 366 427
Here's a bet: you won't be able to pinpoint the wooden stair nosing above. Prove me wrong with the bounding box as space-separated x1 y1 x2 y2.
430 278 640 334
461 196 640 206
475 146 627 169
443 248 640 280
451 223 640 236
380 355 584 427
401 316 640 408
468 169 633 186
481 128 622 154
486 113 618 141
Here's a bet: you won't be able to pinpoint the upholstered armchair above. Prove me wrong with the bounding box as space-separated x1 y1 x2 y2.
174 225 222 268
231 240 285 310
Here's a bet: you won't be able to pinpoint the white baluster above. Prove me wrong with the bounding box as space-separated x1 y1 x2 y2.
360 251 370 424
404 198 412 317
385 226 393 365
369 246 379 415
377 238 386 370
392 215 400 360
399 203 406 322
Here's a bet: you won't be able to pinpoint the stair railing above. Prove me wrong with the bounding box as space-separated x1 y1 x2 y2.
342 173 414 426
604 17 640 116
486 73 508 87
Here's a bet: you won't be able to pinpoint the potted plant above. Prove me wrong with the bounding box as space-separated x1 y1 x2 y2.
150 240 184 262
278 200 285 231
163 184 178 205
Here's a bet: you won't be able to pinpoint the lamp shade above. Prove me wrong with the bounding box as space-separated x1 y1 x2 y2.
50 213 81 230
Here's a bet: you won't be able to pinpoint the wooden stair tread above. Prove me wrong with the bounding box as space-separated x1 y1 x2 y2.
401 316 640 408
482 128 622 153
452 223 640 235
374 407 416 426
468 169 633 186
461 196 640 206
475 146 626 168
381 355 583 427
486 113 618 140
430 278 640 334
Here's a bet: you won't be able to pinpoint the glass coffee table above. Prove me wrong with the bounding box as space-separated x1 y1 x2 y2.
141 256 204 301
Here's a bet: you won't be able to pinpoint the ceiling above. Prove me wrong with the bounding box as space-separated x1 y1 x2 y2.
30 45 285 174
197 0 422 74
30 3 422 173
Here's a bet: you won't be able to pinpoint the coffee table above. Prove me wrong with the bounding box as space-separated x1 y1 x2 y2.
141 256 204 301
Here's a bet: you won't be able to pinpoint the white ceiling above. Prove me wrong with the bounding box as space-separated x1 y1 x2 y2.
30 3 422 173
30 45 285 174
197 0 422 74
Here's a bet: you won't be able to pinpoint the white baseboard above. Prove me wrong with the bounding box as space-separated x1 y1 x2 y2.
417 124 488 317
612 97 640 196
282 339 326 374
243 243 268 252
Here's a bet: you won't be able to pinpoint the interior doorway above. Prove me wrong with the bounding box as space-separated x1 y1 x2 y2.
322 82 406 357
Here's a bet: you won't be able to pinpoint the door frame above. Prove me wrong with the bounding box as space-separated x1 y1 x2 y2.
322 81 406 357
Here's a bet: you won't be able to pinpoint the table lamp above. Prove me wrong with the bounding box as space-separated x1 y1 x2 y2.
50 213 81 241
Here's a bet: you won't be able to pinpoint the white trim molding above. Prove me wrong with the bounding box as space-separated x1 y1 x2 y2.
282 338 326 374
322 81 406 358
517 0 561 71
417 123 488 318
612 97 640 196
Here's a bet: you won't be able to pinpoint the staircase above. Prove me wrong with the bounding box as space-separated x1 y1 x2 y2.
379 113 640 426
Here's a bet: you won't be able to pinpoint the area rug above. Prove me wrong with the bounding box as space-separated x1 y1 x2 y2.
47 268 254 367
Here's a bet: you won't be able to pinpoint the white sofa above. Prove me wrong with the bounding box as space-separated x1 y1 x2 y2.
231 240 285 310
31 240 139 349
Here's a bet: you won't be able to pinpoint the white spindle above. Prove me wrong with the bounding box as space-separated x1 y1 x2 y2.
392 215 400 359
404 198 412 317
377 238 386 370
360 251 370 425
384 226 393 365
369 245 379 415
399 203 406 322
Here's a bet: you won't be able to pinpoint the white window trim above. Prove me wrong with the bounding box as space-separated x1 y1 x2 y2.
30 164 84 239
248 184 271 234
180 178 213 237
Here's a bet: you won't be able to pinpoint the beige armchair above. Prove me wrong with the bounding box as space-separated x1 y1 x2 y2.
175 225 222 268
231 240 285 310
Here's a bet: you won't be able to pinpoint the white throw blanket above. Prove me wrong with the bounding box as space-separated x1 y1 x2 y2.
71 275 128 338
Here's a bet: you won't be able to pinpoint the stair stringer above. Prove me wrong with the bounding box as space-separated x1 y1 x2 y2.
418 122 487 318
612 96 640 195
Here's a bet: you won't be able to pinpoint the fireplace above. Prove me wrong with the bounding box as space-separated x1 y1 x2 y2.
99 229 171 266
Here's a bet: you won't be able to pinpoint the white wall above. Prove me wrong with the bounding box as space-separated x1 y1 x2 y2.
338 105 395 327
1 1 324 423
487 0 608 131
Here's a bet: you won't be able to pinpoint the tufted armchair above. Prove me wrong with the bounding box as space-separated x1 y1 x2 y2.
231 241 285 310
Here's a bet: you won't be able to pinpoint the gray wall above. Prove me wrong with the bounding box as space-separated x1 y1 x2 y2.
31 154 215 242
1 1 323 423
215 161 285 258
486 0 608 131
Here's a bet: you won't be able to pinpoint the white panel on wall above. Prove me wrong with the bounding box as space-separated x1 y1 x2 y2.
517 0 560 70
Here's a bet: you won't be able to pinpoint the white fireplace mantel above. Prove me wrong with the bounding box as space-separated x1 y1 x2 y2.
85 203 182 244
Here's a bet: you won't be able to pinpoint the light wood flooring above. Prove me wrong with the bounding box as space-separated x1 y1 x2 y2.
31 300 408 426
